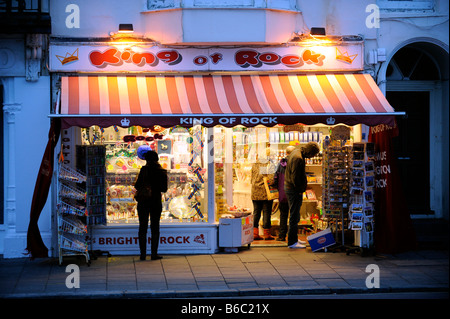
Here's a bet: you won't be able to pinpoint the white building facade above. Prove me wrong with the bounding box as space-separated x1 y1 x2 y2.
1 0 448 258
1 1 52 258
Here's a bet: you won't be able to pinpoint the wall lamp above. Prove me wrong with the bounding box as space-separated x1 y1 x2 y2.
110 23 140 41
289 28 363 46
118 24 134 33
109 24 154 45
310 27 326 37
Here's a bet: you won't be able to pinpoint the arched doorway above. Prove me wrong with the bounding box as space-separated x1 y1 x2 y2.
385 41 449 218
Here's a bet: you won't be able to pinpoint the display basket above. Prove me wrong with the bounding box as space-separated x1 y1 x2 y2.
59 183 86 200
58 216 88 235
58 164 87 183
60 235 88 253
58 201 87 217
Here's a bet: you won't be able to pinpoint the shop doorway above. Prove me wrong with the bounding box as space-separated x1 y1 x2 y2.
385 41 449 217
387 91 430 214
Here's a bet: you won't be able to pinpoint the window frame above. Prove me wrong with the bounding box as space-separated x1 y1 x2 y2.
377 0 434 11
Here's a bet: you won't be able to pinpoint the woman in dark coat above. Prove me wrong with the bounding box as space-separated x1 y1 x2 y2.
272 146 295 241
134 149 168 260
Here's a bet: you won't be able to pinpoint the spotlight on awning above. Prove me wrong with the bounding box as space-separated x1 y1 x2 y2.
118 24 134 33
310 27 326 37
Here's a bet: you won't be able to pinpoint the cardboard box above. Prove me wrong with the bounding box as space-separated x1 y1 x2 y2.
219 215 253 249
307 228 336 252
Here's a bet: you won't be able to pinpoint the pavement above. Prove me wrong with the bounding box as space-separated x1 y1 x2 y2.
0 245 448 300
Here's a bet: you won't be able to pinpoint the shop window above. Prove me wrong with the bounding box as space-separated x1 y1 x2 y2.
377 0 434 11
74 125 208 225
147 0 297 10
147 0 177 10
215 125 327 227
193 0 253 7
214 124 374 247
61 122 376 244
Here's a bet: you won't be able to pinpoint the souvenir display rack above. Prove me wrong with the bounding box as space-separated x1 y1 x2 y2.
57 163 90 265
322 139 352 250
76 145 111 259
76 145 107 225
347 142 376 255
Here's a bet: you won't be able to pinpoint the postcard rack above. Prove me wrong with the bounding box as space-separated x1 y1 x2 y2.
76 145 111 259
76 145 107 226
57 164 90 265
347 142 376 255
322 139 352 251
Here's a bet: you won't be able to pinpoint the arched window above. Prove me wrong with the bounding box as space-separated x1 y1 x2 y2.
386 46 441 81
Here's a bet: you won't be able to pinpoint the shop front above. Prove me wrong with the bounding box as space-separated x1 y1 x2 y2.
47 38 403 260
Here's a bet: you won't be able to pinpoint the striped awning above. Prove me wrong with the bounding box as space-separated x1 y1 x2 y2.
53 74 401 128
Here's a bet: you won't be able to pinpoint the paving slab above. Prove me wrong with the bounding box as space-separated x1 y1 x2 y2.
0 247 448 299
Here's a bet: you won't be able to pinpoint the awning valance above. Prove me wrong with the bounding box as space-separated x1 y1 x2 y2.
51 74 402 128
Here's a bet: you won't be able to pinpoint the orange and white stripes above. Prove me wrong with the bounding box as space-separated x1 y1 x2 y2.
60 74 394 116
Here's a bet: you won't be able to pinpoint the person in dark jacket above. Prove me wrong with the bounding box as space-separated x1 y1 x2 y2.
134 149 168 260
284 142 320 248
273 146 295 241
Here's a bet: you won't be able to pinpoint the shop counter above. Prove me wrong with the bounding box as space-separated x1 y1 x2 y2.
90 222 219 255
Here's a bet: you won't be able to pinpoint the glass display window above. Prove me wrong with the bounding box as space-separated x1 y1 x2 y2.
77 124 209 225
214 124 337 230
60 122 359 233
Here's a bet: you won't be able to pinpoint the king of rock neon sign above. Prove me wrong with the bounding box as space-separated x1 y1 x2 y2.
88 47 327 69
89 48 182 68
50 43 362 72
234 49 325 68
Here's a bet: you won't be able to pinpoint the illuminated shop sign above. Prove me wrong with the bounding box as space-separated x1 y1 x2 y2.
91 229 211 253
95 235 204 246
50 43 363 72
179 116 278 126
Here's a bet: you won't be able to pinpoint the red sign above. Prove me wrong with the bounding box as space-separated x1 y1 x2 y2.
89 225 218 254
50 43 363 72
96 235 196 246
89 48 182 68
234 49 325 68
